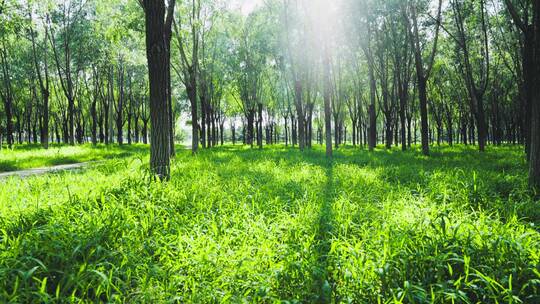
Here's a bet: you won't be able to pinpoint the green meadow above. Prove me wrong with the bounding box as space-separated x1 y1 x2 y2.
0 145 538 303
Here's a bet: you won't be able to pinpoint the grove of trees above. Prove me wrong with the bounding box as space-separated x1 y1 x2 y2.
1 0 539 187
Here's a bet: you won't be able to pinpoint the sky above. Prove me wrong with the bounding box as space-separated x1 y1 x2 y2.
237 0 263 16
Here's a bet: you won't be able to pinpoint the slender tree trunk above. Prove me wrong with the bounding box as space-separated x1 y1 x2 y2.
165 34 175 156
257 103 263 149
399 92 407 151
385 115 393 149
232 122 236 145
187 84 198 153
127 107 132 145
284 117 288 146
142 119 149 144
107 68 114 144
0 45 14 148
220 122 224 145
407 0 442 155
368 61 377 151
134 115 140 143
334 116 339 149
102 98 110 145
417 78 430 155
200 87 206 149
116 65 124 145
294 81 305 151
91 98 98 145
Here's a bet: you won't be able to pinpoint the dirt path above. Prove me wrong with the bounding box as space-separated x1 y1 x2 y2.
0 162 94 179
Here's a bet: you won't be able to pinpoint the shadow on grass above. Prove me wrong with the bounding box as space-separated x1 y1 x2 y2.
194 144 535 223
311 161 335 303
0 162 18 172
200 144 527 188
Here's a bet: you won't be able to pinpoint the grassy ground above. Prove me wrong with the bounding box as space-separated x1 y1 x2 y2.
0 144 538 303
0 144 146 172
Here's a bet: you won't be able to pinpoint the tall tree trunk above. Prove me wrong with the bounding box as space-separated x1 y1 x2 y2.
207 104 212 147
107 68 114 144
257 103 263 149
116 64 124 145
417 78 430 155
231 122 236 145
103 101 109 144
200 83 207 149
247 110 255 147
220 122 224 145
142 0 174 180
4 100 13 148
91 98 97 145
41 92 49 148
165 33 175 156
529 0 540 190
29 16 50 149
291 115 297 146
187 84 198 153
142 119 149 144
134 114 140 143
475 93 487 151
368 61 377 151
407 0 442 155
0 44 14 148
385 115 393 149
127 105 132 145
334 116 339 149
504 0 535 159
294 81 305 151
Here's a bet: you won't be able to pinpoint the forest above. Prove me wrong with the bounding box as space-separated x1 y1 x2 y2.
1 0 540 302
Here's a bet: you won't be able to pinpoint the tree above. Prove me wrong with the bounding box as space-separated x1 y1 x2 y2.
449 0 490 152
403 0 443 156
140 0 175 180
48 0 88 145
503 0 540 190
528 0 540 190
323 40 333 157
0 39 14 148
0 1 21 148
27 3 51 149
355 0 378 151
172 0 203 154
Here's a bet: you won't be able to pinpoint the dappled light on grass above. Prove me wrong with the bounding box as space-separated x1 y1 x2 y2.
0 144 148 172
0 145 538 302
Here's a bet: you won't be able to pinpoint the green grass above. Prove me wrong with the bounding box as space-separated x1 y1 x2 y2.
0 144 539 303
0 144 146 172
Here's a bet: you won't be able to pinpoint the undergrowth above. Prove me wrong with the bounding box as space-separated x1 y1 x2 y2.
0 144 538 303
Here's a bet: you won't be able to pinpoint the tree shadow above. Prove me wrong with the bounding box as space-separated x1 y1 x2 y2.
199 144 535 223
311 160 335 303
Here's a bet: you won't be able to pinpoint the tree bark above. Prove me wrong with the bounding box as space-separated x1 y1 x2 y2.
294 80 305 151
142 0 173 180
529 0 540 190
116 63 125 145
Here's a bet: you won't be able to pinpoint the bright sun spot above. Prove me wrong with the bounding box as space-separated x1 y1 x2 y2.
240 0 263 16
310 0 342 40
